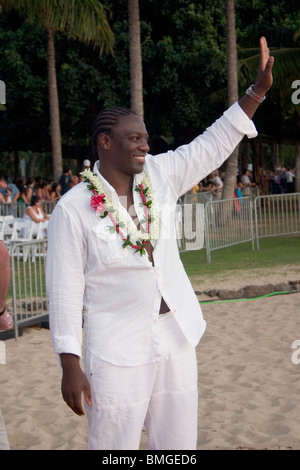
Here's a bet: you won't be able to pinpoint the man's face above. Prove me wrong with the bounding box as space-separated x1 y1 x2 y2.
0 180 7 189
104 113 150 176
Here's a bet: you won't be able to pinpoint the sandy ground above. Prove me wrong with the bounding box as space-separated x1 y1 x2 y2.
1 265 300 450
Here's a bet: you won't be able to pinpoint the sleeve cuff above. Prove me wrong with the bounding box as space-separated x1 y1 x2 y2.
51 333 82 359
223 101 258 139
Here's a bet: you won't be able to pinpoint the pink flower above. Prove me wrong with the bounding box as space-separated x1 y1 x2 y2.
91 192 106 214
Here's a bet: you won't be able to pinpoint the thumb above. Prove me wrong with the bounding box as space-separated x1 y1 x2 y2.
83 383 92 407
266 56 274 69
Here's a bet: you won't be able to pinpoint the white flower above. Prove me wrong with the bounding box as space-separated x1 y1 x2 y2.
82 170 160 252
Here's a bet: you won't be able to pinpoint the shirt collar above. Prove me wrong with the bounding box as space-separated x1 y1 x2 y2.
93 160 146 200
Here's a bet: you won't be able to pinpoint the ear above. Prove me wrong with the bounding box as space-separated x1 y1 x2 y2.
98 133 111 150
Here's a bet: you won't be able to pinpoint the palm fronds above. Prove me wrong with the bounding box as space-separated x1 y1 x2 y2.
0 0 115 54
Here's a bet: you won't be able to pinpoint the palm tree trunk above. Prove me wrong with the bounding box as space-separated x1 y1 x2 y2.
28 152 37 178
47 28 63 182
128 0 144 119
222 0 239 200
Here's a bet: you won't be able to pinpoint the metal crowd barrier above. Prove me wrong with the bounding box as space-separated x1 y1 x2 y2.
9 240 48 339
183 191 214 205
3 193 300 340
254 192 300 249
0 200 57 218
186 192 300 262
204 196 254 263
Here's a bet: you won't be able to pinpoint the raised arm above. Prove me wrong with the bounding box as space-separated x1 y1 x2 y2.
239 36 274 119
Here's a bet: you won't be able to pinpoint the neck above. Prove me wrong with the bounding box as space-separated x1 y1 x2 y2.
99 163 134 197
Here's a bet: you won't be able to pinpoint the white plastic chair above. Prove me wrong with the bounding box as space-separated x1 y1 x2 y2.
1 215 14 240
30 221 48 261
10 220 34 242
36 220 49 240
0 217 5 240
7 221 35 261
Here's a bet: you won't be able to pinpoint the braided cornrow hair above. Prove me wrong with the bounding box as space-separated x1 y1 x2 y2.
91 107 138 159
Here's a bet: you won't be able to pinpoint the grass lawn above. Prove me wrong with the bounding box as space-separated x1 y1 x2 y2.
180 235 300 282
7 235 299 301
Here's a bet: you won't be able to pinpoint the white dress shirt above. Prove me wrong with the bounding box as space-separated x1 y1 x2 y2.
46 102 257 366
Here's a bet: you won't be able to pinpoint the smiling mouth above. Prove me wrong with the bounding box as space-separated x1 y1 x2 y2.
134 155 146 163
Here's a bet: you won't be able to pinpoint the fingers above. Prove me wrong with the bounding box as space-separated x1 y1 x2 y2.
260 36 274 70
260 36 269 68
69 386 92 415
63 383 92 416
72 398 85 416
63 390 85 416
256 36 274 92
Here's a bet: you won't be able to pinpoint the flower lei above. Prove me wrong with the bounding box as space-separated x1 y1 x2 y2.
81 169 160 256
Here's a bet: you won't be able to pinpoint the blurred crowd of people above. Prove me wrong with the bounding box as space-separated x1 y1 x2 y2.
188 166 296 201
259 166 296 195
0 161 296 210
0 159 91 207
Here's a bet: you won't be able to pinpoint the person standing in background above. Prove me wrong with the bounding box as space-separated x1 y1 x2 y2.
0 175 20 206
241 169 256 197
59 167 74 195
285 168 295 193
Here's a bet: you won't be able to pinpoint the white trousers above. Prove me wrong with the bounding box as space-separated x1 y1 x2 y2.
84 312 198 450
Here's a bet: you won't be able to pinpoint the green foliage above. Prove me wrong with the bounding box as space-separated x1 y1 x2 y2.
0 14 49 155
139 0 228 149
0 0 300 177
234 0 300 141
1 0 115 53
